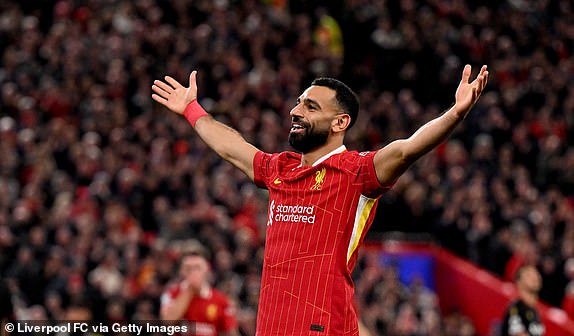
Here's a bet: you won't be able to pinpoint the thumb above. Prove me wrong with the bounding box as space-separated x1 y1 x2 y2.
188 71 198 101
189 71 198 89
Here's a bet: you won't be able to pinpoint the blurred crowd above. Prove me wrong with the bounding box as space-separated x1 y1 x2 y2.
353 250 477 336
0 0 573 334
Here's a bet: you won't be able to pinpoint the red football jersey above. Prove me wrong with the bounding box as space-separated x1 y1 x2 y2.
161 284 238 336
253 146 390 335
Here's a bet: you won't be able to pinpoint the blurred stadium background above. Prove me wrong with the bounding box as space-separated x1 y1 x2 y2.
1 0 574 335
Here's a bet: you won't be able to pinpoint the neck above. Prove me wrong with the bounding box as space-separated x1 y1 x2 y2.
300 141 345 166
198 283 211 297
520 289 538 308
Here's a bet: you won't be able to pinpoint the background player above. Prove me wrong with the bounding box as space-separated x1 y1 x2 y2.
500 265 545 336
152 64 488 335
160 246 238 336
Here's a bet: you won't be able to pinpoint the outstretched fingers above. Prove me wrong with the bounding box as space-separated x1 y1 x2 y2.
165 76 184 90
151 79 175 105
474 66 489 96
151 93 168 105
481 66 489 92
153 79 174 94
152 82 171 100
469 65 489 93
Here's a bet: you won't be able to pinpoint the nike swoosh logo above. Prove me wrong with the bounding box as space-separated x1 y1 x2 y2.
273 178 282 185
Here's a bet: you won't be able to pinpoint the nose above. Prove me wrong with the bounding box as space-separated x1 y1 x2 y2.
290 103 303 118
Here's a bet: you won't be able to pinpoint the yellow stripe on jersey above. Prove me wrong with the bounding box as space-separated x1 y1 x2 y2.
347 195 376 262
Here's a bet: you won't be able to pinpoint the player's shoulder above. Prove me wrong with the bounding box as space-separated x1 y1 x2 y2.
209 288 233 305
260 150 300 164
343 150 376 158
332 150 376 167
275 150 301 162
260 150 302 172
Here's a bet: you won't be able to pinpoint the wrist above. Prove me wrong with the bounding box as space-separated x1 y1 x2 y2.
448 104 468 121
183 100 209 127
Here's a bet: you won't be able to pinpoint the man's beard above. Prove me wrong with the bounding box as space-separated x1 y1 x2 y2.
288 126 329 154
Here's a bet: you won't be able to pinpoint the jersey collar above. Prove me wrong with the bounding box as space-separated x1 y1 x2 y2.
310 145 347 167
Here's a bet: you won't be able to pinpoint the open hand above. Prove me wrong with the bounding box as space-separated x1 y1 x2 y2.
454 65 489 118
152 71 198 114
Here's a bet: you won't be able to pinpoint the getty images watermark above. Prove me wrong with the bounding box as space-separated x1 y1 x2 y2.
1 320 194 335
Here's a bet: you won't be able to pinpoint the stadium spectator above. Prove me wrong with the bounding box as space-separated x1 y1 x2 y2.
500 265 545 336
563 259 574 320
0 278 13 323
353 252 445 336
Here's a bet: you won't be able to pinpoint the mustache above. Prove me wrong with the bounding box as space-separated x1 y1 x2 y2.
291 116 310 128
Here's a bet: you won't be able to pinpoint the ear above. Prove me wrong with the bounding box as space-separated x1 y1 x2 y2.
332 114 351 132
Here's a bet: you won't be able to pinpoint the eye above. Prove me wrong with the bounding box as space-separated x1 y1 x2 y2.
306 102 318 111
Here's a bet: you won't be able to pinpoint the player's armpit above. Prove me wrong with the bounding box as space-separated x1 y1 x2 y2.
373 139 412 187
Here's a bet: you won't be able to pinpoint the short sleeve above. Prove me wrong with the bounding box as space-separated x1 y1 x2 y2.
253 151 273 189
358 151 393 198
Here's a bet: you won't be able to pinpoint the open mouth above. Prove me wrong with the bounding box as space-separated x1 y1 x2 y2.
290 123 307 134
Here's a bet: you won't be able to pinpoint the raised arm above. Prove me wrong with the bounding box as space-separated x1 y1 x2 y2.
151 71 259 180
374 64 489 186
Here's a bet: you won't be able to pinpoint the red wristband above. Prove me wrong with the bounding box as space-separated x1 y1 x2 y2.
183 100 209 127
